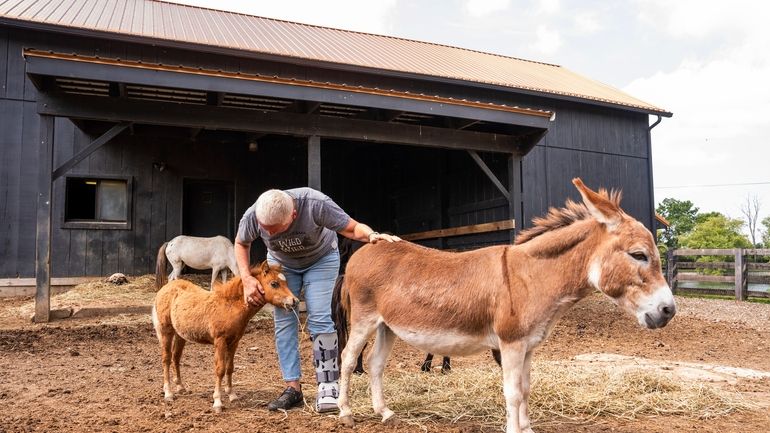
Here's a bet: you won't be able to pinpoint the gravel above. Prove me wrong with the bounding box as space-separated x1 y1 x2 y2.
674 296 770 331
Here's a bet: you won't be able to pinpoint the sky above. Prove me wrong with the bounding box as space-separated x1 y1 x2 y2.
173 0 770 238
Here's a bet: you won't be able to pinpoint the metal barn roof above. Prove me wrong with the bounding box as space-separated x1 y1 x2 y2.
0 0 670 115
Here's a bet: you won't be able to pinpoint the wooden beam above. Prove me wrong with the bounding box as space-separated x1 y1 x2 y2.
308 135 321 190
51 121 132 181
467 150 510 201
35 114 54 323
38 93 522 153
400 219 514 241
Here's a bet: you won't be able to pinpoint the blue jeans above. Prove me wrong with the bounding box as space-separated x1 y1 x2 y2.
268 249 340 382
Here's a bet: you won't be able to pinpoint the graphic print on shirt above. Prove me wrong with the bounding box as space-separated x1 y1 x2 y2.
271 232 309 253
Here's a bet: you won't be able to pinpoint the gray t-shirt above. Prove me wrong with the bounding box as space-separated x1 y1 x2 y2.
237 188 350 269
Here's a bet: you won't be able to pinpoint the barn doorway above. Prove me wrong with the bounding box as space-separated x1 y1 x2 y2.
182 179 236 239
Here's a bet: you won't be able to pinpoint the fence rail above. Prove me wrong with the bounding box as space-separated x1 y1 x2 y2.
666 248 770 300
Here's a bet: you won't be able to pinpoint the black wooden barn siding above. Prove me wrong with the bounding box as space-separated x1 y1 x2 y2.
0 28 654 278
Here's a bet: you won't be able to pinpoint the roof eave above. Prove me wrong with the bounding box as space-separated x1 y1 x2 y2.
0 17 673 118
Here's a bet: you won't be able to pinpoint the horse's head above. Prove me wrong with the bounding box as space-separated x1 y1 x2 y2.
253 261 298 310
574 178 676 329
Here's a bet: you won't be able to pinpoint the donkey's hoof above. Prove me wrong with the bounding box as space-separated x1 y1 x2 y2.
382 413 399 425
339 415 355 427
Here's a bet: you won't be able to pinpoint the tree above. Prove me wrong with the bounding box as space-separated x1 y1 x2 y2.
680 214 752 275
740 194 762 247
656 198 699 249
762 216 770 248
680 214 752 249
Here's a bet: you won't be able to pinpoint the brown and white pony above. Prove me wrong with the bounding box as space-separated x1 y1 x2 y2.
334 178 676 432
152 261 298 413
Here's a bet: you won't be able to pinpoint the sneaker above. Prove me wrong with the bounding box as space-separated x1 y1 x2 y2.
267 387 304 411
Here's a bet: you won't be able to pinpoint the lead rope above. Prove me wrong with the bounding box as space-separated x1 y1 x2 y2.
290 306 308 340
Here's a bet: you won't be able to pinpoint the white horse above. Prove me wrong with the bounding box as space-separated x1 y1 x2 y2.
156 235 239 290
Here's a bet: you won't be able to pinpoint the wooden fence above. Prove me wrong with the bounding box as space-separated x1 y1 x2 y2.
666 248 770 300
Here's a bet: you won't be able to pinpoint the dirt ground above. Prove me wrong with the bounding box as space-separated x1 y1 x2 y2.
1 287 770 433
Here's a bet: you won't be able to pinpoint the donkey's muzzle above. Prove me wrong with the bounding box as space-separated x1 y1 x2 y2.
644 301 676 329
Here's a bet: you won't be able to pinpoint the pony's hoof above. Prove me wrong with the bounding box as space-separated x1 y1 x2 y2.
382 413 399 425
164 395 175 402
339 415 355 427
229 393 239 402
213 405 223 414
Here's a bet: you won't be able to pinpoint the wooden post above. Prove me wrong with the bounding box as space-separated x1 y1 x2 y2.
666 250 677 293
507 153 522 243
734 248 748 301
307 135 321 190
35 114 54 323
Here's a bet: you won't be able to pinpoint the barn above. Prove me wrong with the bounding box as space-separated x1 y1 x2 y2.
0 0 671 320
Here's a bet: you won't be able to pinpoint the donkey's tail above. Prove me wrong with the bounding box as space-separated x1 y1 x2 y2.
332 274 349 365
155 242 169 290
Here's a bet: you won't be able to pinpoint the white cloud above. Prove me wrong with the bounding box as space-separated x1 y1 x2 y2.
574 11 601 34
625 6 770 223
535 0 560 15
530 25 562 55
464 0 510 17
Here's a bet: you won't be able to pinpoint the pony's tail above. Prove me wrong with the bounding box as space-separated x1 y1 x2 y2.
155 242 169 290
332 274 349 366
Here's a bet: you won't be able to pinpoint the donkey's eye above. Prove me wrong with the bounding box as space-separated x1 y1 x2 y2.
629 252 648 263
270 281 280 289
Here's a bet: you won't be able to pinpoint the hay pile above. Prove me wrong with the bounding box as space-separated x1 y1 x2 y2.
50 274 159 308
346 361 756 429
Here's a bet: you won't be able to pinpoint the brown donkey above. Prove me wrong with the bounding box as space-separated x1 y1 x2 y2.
335 178 676 432
152 260 298 413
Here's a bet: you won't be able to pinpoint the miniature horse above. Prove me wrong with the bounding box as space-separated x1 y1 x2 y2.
156 235 239 290
152 260 298 413
335 178 676 432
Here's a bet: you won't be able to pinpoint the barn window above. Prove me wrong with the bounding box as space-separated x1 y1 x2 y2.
63 176 132 229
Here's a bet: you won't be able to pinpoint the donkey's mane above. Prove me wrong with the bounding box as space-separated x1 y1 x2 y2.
515 188 622 245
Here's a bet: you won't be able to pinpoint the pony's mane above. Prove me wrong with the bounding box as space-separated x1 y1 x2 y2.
213 276 243 299
514 188 622 245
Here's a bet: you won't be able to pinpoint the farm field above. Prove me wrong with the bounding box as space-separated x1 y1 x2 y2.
1 281 769 433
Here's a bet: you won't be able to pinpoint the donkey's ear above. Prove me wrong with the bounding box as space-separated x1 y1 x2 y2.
572 178 622 228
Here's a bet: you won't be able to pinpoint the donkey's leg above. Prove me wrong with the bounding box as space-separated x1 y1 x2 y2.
499 340 528 433
369 324 397 424
441 356 451 374
420 353 434 372
518 350 535 433
338 318 378 427
212 337 228 413
160 331 175 401
171 334 187 393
